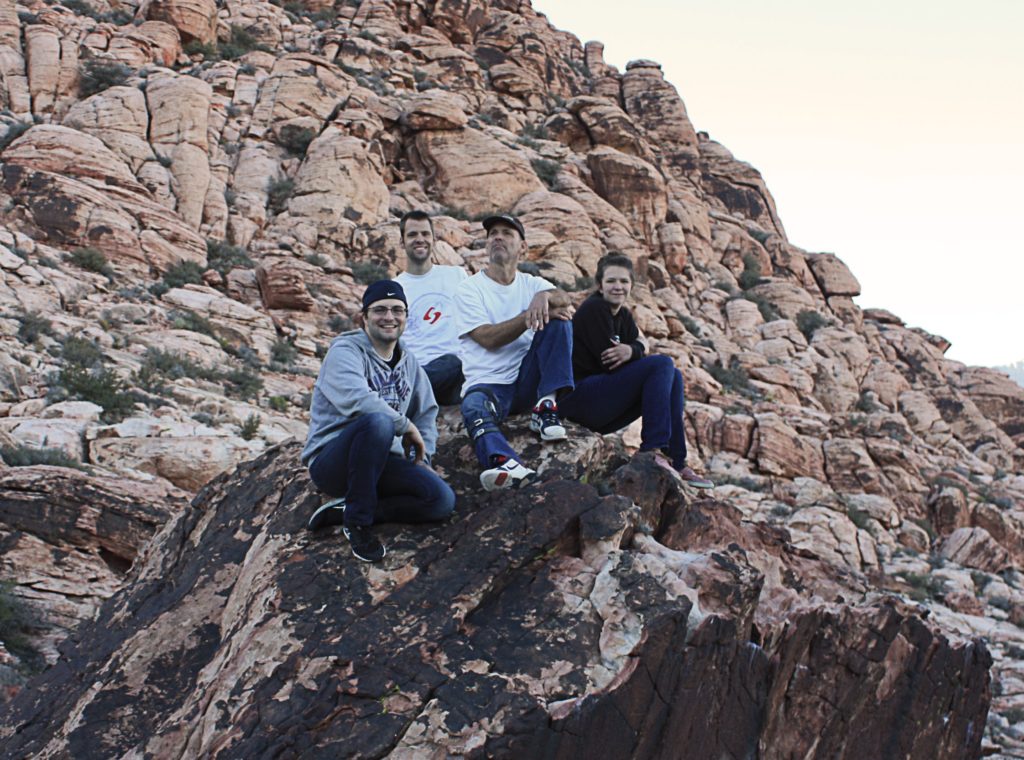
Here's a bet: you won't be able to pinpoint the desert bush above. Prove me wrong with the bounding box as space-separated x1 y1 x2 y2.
60 336 103 368
69 247 113 278
351 260 388 285
223 365 263 400
267 177 294 215
796 309 830 340
16 311 52 344
327 314 353 333
530 158 560 188
742 292 781 322
184 25 268 62
270 338 298 367
276 126 316 157
707 357 756 397
737 253 763 290
206 239 253 276
239 413 261 440
56 364 135 422
0 444 83 469
521 122 549 141
0 121 30 151
79 59 133 98
679 314 702 338
167 310 219 343
268 395 289 412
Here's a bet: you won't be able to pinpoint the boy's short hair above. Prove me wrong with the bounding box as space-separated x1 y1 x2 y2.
400 209 434 239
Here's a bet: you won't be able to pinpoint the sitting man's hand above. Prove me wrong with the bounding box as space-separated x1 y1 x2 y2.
402 421 426 464
525 291 550 331
601 343 633 370
547 289 574 321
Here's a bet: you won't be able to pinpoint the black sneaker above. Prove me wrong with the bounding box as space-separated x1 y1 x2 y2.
308 496 346 531
343 525 386 563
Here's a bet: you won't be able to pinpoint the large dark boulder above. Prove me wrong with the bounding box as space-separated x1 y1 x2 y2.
0 441 990 758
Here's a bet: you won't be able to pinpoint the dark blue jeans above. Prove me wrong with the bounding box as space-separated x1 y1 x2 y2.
308 412 456 527
423 353 463 406
461 320 574 466
560 354 689 468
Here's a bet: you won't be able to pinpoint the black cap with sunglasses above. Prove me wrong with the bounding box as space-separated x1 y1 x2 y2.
361 279 408 311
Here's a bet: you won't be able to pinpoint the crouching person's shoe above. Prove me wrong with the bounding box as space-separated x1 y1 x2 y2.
343 524 386 563
678 466 714 490
480 457 536 491
308 496 347 531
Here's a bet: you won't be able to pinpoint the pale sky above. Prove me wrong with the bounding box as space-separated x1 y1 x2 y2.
535 0 1024 368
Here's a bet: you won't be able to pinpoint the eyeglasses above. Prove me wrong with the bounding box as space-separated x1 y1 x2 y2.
367 306 407 317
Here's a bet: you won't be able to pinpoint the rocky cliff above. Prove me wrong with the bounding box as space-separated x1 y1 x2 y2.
0 0 1022 755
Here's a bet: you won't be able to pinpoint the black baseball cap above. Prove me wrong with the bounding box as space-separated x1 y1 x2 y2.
482 213 525 240
362 279 407 309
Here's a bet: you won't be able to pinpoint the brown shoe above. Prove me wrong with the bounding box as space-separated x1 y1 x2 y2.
678 466 714 490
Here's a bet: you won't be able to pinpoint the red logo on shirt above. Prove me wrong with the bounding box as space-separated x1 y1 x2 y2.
423 307 442 325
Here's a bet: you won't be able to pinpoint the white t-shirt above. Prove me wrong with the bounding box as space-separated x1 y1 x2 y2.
455 270 554 389
396 265 468 365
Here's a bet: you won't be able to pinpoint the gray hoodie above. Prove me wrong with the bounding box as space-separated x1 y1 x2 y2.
301 330 439 466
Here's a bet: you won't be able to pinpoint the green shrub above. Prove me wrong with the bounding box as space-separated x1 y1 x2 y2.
69 246 113 277
796 309 830 341
268 395 289 412
57 364 135 422
267 177 294 215
304 253 328 268
903 572 944 602
855 390 879 413
16 311 52 344
0 121 31 152
738 253 763 290
351 260 388 285
162 260 206 289
327 314 353 333
707 357 756 397
530 158 560 188
270 338 298 366
60 336 104 368
79 59 134 98
521 122 549 140
223 365 263 400
679 314 702 338
1 444 84 469
184 25 269 62
743 292 780 322
206 239 253 276
239 413 261 440
276 126 316 157
168 310 219 341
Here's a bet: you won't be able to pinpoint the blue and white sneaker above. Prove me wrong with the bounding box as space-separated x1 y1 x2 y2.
529 400 567 441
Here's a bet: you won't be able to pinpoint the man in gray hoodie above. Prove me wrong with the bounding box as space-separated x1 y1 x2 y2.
301 280 455 562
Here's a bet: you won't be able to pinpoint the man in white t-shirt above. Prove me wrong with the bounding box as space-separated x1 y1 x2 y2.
456 213 575 491
395 210 468 405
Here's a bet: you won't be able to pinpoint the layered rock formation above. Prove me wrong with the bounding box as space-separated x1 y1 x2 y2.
0 437 994 758
0 0 1021 754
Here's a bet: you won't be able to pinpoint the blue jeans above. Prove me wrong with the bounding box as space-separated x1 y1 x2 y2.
461 320 574 466
560 354 689 468
308 412 456 527
423 353 463 406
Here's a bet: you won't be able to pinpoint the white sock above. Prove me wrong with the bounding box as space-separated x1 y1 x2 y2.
537 393 556 407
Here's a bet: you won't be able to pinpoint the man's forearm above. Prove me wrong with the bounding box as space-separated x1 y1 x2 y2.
467 312 529 349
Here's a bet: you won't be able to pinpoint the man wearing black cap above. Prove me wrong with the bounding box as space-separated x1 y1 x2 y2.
455 213 575 490
301 279 455 562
